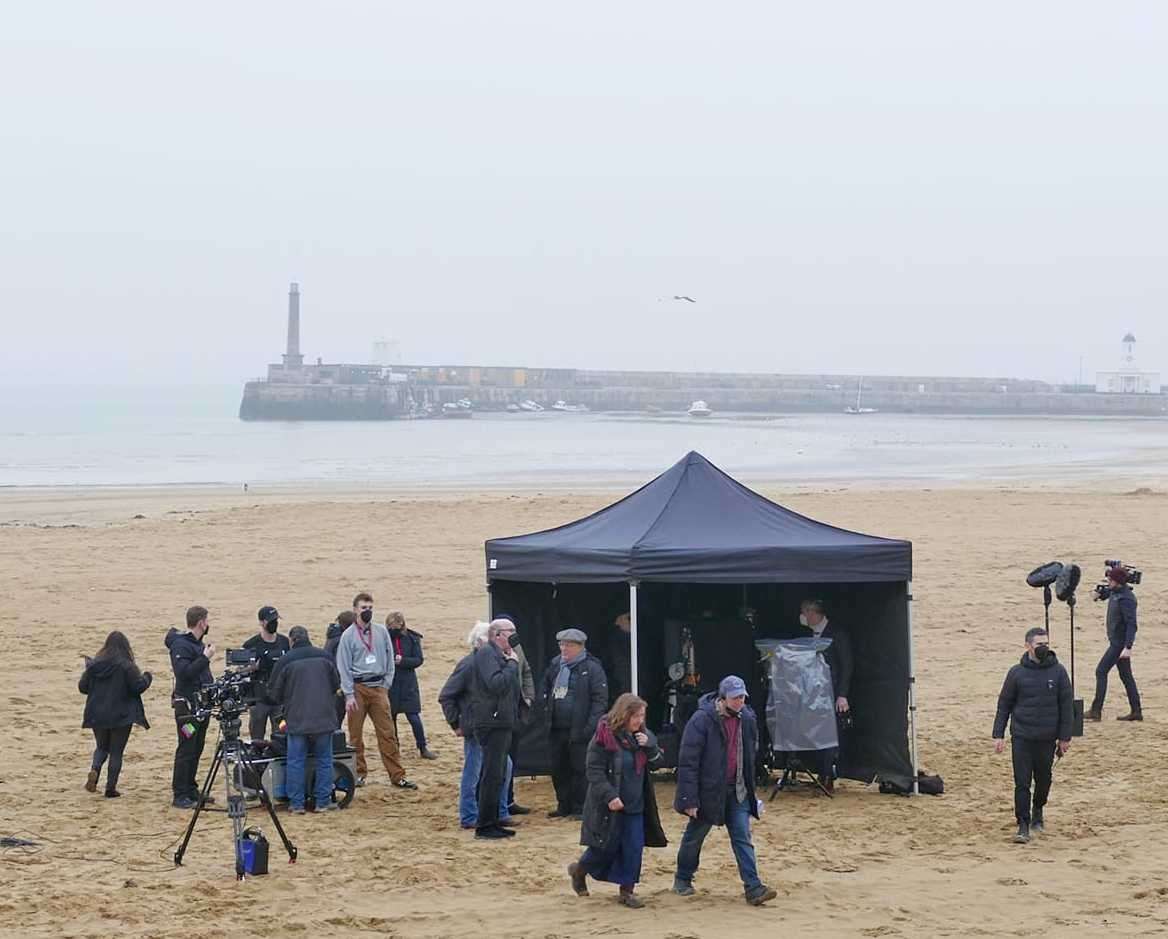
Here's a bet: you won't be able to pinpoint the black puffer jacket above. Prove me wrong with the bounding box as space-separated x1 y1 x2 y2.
993 652 1073 741
579 724 668 850
79 658 152 730
389 628 424 714
541 653 609 744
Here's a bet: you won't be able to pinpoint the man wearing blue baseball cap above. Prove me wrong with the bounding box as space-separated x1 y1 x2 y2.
672 675 777 905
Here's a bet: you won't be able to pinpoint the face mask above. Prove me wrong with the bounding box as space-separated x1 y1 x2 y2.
507 633 522 649
266 619 278 633
359 609 373 625
799 614 809 628
1035 645 1052 661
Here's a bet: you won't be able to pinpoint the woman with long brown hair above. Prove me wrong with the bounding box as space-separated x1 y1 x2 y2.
567 693 667 908
79 630 152 798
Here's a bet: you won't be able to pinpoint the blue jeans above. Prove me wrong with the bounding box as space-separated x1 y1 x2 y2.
460 735 513 827
674 793 761 894
287 733 334 810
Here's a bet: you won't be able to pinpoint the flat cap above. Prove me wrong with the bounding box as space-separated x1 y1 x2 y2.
556 627 588 644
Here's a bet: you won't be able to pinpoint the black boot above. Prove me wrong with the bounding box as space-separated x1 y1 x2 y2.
1013 822 1031 844
1117 710 1144 721
1031 811 1044 834
1086 706 1102 722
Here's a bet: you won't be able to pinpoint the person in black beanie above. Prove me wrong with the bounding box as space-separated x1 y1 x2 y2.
992 626 1072 844
79 630 151 798
243 605 290 741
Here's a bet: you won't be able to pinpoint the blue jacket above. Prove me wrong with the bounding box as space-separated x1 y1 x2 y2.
674 692 760 825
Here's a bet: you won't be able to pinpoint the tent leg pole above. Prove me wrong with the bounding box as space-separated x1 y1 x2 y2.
907 581 919 796
629 581 639 697
487 583 493 622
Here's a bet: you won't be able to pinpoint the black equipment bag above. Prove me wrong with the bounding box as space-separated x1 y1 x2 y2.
240 828 269 875
879 770 944 796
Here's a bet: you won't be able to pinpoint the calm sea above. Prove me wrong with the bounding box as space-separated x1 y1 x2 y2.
1 384 1165 489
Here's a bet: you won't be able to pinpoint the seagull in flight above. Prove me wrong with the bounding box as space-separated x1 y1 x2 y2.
659 295 696 303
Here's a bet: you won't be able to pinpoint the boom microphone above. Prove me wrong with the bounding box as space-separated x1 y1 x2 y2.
1026 562 1064 588
1055 563 1081 602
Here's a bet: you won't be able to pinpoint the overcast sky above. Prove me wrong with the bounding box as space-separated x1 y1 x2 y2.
2 2 1165 386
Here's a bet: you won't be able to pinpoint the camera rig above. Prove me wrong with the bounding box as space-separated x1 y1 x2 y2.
1093 559 1143 602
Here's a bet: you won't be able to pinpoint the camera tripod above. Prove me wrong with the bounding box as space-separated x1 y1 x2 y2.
173 711 297 878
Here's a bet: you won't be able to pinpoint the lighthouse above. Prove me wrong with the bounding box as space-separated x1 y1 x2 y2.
282 282 304 370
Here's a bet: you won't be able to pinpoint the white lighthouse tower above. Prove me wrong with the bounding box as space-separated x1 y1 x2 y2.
1096 332 1160 394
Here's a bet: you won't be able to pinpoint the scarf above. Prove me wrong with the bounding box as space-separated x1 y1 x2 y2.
717 699 747 803
595 718 647 775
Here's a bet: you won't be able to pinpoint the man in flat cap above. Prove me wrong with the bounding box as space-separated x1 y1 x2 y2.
541 627 609 819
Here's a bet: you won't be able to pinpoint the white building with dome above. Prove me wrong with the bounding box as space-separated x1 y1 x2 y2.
1096 333 1160 394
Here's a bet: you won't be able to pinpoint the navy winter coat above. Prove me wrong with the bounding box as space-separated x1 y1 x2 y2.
1106 586 1138 648
389 628 424 714
992 651 1073 742
438 653 475 733
674 692 760 826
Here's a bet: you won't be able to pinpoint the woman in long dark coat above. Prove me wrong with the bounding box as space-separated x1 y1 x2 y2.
387 612 436 759
79 630 151 798
568 693 667 908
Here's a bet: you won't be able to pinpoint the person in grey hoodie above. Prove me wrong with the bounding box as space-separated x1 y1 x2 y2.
335 591 416 790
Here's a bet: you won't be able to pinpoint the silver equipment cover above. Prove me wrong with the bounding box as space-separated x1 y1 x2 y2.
756 637 839 752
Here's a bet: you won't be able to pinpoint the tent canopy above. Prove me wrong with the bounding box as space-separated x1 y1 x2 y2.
486 451 912 583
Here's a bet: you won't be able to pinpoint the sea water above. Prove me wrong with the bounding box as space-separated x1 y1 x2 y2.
1 384 1165 489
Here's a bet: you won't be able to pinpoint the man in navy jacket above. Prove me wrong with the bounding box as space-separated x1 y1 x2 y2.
671 676 777 906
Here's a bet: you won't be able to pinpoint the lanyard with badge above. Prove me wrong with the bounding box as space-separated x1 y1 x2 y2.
358 625 377 667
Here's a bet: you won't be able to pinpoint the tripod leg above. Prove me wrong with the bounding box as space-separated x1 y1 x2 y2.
174 741 224 866
240 752 298 863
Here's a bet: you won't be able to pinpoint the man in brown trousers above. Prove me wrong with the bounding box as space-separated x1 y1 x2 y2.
335 592 417 789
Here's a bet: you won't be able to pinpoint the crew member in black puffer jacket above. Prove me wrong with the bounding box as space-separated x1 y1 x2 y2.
79 630 152 799
992 626 1072 844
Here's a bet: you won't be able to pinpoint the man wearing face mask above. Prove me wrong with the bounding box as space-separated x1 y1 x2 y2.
165 605 216 809
243 605 290 741
992 627 1072 844
335 592 416 790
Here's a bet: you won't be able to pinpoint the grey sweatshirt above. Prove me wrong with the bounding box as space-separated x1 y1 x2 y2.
335 622 395 696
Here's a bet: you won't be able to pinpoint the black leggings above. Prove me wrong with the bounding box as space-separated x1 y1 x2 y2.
91 725 133 792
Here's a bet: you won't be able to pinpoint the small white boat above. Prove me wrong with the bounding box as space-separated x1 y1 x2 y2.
844 378 878 414
505 403 521 412
551 400 590 413
688 400 713 418
456 397 473 410
518 400 544 412
441 402 473 418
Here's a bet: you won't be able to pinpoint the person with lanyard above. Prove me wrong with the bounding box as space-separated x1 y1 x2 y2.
243 605 290 741
386 611 437 760
335 591 417 790
541 627 609 820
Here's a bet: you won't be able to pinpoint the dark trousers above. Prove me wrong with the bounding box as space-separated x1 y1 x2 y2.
172 714 209 799
1092 640 1141 712
1011 736 1055 824
475 727 512 831
91 725 132 792
248 699 280 741
392 709 428 751
549 728 588 814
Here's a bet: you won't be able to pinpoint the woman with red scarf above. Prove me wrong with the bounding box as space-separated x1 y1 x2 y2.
568 693 667 908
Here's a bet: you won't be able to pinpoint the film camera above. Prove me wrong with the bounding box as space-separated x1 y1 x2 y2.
1093 560 1142 602
193 648 259 718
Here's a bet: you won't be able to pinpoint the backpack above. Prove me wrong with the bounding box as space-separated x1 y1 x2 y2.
879 770 944 796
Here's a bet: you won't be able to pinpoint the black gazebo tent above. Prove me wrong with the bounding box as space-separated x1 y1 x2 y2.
486 451 918 790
